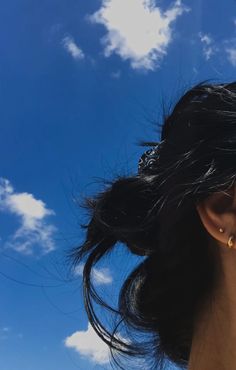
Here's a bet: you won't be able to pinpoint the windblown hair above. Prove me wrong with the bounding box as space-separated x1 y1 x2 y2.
70 80 236 369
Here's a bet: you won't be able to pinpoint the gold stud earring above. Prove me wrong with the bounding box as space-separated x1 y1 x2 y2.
227 234 235 249
219 228 224 233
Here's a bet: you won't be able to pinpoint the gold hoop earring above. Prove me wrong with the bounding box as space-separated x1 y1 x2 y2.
228 234 235 249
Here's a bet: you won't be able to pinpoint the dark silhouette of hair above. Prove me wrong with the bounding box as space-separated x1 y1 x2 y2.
70 80 236 369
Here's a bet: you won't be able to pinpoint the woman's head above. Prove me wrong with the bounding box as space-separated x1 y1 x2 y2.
71 81 236 369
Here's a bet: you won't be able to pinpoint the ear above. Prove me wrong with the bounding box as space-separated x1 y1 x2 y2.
196 186 236 247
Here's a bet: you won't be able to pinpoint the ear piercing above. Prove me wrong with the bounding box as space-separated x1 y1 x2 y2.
228 235 235 248
219 227 235 249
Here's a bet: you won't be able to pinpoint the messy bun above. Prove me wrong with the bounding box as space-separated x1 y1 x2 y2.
71 80 236 369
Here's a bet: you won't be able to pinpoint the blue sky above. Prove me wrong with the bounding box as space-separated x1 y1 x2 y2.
1 0 236 369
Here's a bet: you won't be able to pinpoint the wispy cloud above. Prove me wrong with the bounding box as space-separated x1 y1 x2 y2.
62 36 85 60
223 35 236 67
198 32 218 60
111 70 121 79
0 178 57 255
88 0 190 71
0 327 23 341
0 327 10 340
226 46 236 67
75 263 113 285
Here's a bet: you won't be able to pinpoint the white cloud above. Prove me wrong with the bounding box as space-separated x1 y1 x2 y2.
62 36 85 60
65 323 110 364
88 0 190 71
65 323 129 365
75 263 113 285
198 32 218 61
199 33 212 46
0 178 57 255
226 47 236 67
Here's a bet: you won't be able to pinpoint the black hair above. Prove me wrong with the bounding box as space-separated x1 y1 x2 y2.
70 80 236 369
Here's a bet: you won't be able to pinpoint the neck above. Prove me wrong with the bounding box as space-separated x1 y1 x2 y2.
188 246 236 370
